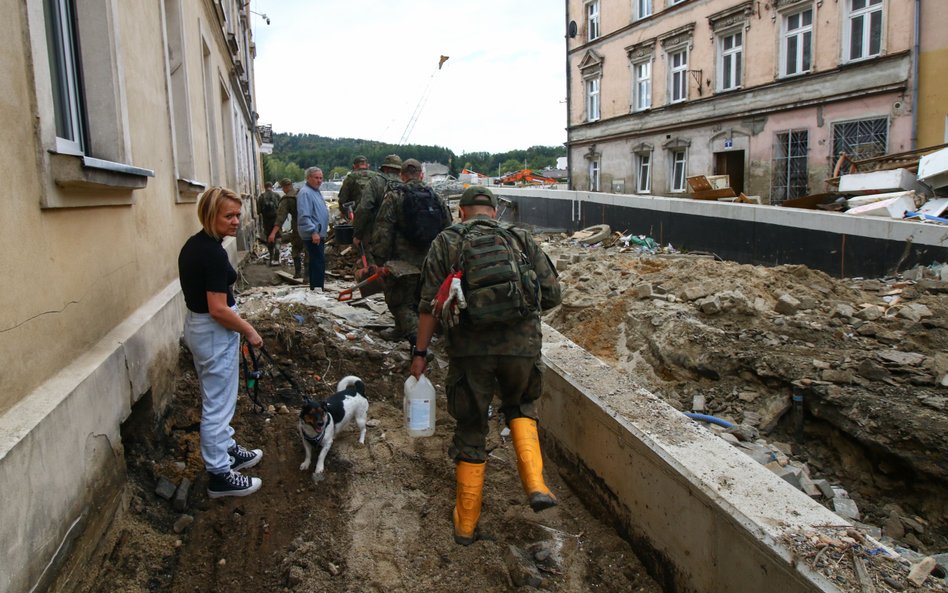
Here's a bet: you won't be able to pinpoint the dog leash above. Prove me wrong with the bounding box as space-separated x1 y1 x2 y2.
241 341 307 412
240 342 267 413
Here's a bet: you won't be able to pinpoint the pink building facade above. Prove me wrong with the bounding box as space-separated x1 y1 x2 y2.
566 0 933 203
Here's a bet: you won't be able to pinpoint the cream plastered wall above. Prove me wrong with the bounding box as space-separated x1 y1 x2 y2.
917 0 948 148
0 0 254 415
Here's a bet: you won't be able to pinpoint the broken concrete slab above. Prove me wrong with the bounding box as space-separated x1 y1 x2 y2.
845 193 918 218
918 146 948 189
838 168 928 195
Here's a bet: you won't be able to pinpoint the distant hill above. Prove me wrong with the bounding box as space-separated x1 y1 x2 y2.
264 132 563 183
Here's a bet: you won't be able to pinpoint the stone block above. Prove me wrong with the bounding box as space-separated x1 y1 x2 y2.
155 477 177 501
774 294 801 315
633 282 653 299
832 496 860 521
812 479 835 499
855 306 884 321
173 478 191 512
831 303 855 318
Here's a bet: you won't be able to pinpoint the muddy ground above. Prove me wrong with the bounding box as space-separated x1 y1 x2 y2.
67 244 663 593
67 229 947 593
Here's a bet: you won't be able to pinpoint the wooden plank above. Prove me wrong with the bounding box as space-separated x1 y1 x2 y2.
690 188 737 200
274 271 303 285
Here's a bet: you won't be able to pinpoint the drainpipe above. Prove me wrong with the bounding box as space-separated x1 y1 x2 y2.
911 0 920 149
565 0 573 190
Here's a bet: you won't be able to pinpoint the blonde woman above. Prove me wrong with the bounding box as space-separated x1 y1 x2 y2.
178 187 264 498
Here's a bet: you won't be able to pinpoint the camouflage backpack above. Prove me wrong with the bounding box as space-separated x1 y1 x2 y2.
448 220 541 326
399 184 448 248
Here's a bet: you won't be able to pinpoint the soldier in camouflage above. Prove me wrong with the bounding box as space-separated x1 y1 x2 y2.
337 155 377 218
268 178 307 279
353 154 402 258
256 182 281 265
369 158 451 342
410 185 561 546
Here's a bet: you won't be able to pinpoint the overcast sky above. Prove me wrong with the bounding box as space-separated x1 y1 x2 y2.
249 0 567 154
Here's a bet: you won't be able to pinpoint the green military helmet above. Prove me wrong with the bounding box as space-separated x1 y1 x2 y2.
353 155 368 165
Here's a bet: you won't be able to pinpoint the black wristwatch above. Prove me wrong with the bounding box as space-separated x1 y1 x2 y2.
412 349 428 359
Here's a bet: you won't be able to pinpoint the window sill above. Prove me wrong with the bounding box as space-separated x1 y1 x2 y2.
45 152 154 208
176 178 207 203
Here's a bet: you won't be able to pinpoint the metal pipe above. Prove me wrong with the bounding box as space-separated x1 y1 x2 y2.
911 0 920 149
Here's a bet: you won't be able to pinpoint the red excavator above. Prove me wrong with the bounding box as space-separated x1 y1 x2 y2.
495 169 558 186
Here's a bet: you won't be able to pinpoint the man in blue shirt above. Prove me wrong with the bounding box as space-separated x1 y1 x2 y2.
297 167 329 290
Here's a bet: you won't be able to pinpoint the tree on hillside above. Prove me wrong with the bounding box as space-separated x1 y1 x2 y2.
499 158 523 175
329 166 348 180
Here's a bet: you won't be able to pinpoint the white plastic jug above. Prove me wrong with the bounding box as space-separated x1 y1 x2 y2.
404 374 436 437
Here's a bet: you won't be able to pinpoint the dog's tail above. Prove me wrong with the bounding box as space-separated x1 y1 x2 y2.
336 375 365 397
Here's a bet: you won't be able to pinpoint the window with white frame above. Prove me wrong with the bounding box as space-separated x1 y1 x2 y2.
636 152 652 193
717 30 743 91
633 61 652 111
772 129 809 203
586 78 601 122
635 0 652 20
669 0 686 5
669 149 687 192
844 0 882 62
589 159 601 191
587 1 600 41
44 0 84 154
781 7 813 77
668 49 688 103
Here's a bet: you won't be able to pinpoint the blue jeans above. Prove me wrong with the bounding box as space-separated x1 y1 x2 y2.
307 240 326 289
184 309 239 474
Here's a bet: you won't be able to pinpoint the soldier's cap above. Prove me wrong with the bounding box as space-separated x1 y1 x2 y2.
459 185 497 209
402 158 422 173
279 177 293 186
380 154 402 170
353 155 368 165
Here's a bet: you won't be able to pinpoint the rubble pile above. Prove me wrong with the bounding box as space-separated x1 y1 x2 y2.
542 232 948 561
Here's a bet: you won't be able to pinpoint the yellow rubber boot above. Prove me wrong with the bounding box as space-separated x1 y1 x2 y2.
510 417 557 512
453 461 485 545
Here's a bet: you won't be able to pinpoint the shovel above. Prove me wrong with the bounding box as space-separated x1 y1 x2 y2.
338 267 388 302
338 259 421 302
353 243 385 298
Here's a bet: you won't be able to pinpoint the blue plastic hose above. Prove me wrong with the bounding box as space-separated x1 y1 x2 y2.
684 412 734 428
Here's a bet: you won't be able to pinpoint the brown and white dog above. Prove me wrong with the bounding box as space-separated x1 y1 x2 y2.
298 376 368 479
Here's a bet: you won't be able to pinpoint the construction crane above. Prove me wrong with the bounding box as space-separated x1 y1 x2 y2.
398 55 449 146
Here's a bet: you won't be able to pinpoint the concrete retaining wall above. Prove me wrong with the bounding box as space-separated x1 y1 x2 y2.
494 187 948 278
539 325 845 593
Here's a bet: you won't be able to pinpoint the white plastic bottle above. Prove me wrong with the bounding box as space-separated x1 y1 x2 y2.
404 374 436 437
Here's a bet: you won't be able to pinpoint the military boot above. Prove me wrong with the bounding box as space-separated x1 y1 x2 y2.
292 256 302 279
510 418 557 512
453 461 485 545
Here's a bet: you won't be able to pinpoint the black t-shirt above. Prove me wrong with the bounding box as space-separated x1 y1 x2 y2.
178 230 237 313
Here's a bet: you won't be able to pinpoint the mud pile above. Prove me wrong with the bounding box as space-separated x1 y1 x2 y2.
542 236 948 555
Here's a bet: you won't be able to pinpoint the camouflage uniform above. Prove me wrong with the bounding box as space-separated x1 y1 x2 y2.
338 169 379 215
354 168 401 255
256 189 280 262
370 179 452 339
274 189 307 277
417 215 562 462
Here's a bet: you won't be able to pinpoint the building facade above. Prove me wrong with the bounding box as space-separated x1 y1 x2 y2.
0 1 262 592
566 0 939 203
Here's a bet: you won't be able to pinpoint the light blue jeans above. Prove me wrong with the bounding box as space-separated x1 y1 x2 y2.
184 309 239 474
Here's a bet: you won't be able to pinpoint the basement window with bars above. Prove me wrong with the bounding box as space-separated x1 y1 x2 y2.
772 129 809 204
832 117 888 165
